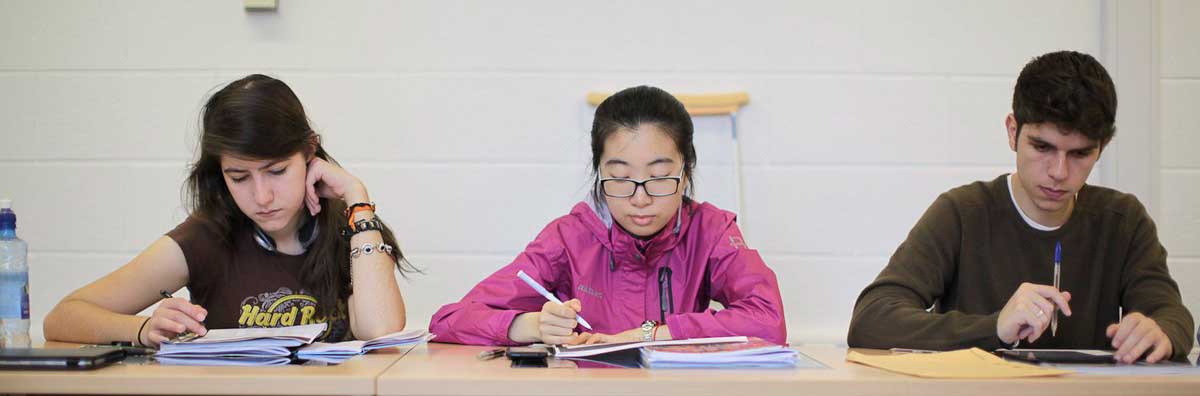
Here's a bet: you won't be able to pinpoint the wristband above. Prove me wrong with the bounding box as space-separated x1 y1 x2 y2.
342 218 384 239
136 317 152 347
344 202 376 227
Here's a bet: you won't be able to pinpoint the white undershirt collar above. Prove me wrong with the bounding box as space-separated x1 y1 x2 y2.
1007 173 1061 231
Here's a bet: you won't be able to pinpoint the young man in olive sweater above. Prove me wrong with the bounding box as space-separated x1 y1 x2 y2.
848 51 1193 364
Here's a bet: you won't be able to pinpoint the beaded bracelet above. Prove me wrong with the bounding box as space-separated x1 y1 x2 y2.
350 242 394 260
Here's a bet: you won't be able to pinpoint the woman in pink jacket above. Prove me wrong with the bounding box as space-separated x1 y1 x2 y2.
430 86 786 346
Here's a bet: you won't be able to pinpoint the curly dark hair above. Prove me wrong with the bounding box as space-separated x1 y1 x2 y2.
1012 50 1117 146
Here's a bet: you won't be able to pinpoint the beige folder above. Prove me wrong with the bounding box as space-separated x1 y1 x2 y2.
846 348 1072 379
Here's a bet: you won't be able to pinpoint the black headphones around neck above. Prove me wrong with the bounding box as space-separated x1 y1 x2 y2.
252 215 319 253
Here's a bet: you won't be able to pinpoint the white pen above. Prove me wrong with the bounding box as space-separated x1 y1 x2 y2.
889 348 937 354
516 270 594 330
1052 241 1061 337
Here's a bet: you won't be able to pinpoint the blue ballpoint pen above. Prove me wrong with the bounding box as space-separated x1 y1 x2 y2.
1052 242 1061 337
516 270 594 330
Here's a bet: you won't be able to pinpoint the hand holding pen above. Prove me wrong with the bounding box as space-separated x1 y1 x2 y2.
137 290 208 348
996 244 1072 346
1050 242 1061 337
514 270 594 345
996 282 1072 345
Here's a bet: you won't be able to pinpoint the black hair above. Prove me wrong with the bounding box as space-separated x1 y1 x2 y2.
589 85 696 203
1012 50 1117 146
185 74 415 320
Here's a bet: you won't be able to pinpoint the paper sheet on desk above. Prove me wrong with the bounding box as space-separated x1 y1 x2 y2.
1044 362 1200 376
155 356 292 366
641 338 805 368
555 336 747 358
295 329 433 364
157 323 327 358
846 348 1071 378
178 323 327 344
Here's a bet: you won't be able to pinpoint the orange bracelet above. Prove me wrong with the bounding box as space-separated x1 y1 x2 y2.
652 324 661 341
344 202 376 227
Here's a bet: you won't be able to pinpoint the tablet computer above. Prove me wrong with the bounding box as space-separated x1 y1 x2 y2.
0 347 126 370
996 349 1116 364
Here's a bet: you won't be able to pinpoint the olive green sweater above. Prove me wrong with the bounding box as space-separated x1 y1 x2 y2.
848 175 1194 360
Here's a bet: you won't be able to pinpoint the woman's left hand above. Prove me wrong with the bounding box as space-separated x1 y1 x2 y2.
304 157 369 215
575 329 641 345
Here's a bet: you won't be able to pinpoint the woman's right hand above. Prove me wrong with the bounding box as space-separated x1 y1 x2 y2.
140 298 208 348
507 299 586 345
536 299 584 345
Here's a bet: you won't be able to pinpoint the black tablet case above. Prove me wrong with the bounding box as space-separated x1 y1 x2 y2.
0 347 125 370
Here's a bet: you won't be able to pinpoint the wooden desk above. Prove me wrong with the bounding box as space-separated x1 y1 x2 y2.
0 343 412 395
4 342 1197 396
377 343 1200 396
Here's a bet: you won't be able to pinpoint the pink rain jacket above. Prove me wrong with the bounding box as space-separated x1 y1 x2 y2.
429 200 787 345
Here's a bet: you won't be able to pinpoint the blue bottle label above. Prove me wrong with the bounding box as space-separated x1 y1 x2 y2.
0 271 28 319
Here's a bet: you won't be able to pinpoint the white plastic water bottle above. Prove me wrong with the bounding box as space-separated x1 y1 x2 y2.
0 199 31 348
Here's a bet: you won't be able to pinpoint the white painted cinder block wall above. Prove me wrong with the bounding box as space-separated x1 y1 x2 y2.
1159 0 1200 340
0 1 1195 344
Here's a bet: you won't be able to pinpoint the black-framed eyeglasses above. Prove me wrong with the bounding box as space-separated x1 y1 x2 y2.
598 168 684 198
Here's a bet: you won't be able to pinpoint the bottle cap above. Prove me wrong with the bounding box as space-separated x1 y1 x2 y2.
0 199 13 231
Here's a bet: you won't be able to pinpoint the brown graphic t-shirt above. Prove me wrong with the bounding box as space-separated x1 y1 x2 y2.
167 216 351 342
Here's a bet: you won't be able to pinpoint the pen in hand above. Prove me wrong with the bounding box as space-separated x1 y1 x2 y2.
515 270 593 330
159 290 202 343
1051 242 1061 337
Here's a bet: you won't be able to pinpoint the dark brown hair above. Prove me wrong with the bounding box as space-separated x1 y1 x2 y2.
185 74 415 319
1012 51 1117 146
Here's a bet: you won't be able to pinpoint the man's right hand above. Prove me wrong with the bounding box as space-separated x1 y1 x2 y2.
997 282 1072 345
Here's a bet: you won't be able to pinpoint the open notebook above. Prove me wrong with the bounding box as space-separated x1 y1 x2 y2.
156 323 328 364
155 324 433 366
295 329 434 364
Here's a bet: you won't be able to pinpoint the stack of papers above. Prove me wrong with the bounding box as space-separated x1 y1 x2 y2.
156 324 327 366
296 329 434 364
846 348 1072 378
640 337 800 368
156 355 294 366
554 336 749 359
552 336 802 368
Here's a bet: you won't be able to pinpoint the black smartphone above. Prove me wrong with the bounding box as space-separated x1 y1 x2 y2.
506 346 550 359
506 346 550 368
